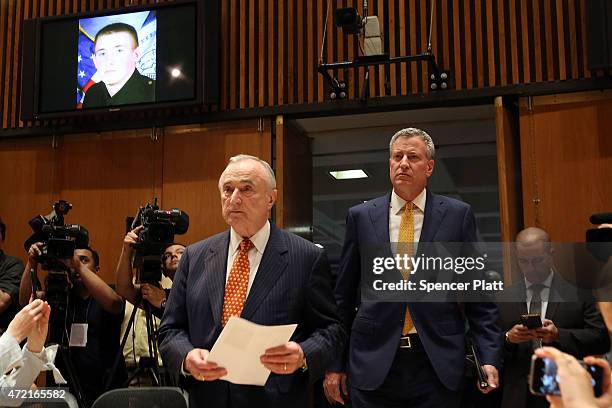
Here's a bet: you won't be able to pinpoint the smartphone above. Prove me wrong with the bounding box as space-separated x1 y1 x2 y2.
521 313 543 329
529 355 604 397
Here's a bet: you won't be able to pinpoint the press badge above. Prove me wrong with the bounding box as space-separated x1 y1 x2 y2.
69 323 88 347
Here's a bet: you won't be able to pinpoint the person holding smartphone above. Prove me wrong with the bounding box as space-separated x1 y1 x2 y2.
497 227 610 408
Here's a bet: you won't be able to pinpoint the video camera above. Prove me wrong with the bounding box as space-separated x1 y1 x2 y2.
24 200 89 271
23 200 89 334
131 199 189 284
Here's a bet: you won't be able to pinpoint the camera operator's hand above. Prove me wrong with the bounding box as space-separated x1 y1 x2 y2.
141 283 166 309
184 348 227 381
123 226 143 252
27 242 44 266
535 319 560 344
535 347 602 408
116 226 144 305
73 251 124 315
506 324 537 343
6 299 47 343
26 300 50 353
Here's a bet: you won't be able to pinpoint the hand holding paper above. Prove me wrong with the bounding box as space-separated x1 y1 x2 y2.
260 341 305 374
207 317 298 386
184 348 227 381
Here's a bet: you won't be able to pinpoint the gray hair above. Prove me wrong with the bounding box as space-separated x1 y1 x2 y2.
220 154 277 190
389 128 435 160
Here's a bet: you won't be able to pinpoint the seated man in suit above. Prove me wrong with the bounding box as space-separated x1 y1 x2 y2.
324 127 502 408
498 227 610 408
158 154 345 408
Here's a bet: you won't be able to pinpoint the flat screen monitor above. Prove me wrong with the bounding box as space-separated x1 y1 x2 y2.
21 0 218 119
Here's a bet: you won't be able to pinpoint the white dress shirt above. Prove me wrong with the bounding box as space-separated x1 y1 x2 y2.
389 188 426 245
226 220 271 296
525 270 554 322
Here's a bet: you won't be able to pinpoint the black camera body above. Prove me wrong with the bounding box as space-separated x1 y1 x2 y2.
131 200 189 284
24 200 89 271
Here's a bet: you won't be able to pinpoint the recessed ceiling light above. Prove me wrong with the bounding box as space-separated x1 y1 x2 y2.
329 169 368 180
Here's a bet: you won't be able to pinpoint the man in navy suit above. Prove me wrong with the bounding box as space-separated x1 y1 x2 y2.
158 154 345 408
324 128 502 407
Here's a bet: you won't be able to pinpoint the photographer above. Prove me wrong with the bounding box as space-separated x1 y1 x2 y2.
0 216 25 333
115 225 185 384
19 243 126 407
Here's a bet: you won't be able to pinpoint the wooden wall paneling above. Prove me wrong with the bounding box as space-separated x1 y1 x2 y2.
287 0 294 105
258 0 264 107
486 0 496 86
543 0 554 81
452 0 462 90
274 115 312 235
419 0 427 94
579 0 590 79
11 0 23 129
567 0 578 79
296 0 304 104
495 96 523 283
229 0 237 110
377 0 384 96
388 0 397 97
316 0 323 103
2 0 15 128
0 0 608 131
0 2 7 126
220 0 229 110
519 0 530 84
248 0 255 108
267 0 274 107
556 0 566 80
161 119 272 245
475 0 484 88
532 0 543 82
398 0 407 95
278 0 285 105
519 91 612 242
306 0 313 103
409 0 418 94
239 0 247 108
463 0 473 89
0 137 56 264
54 129 162 283
496 0 507 86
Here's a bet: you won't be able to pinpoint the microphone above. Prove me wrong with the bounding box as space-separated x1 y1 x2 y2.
590 213 612 225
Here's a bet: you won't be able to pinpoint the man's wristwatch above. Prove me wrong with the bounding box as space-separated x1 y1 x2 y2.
160 299 167 311
505 331 510 343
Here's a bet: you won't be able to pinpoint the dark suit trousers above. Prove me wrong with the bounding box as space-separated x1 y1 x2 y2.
187 377 309 408
350 347 462 408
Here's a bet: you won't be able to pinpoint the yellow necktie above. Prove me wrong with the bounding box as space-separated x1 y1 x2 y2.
398 202 415 335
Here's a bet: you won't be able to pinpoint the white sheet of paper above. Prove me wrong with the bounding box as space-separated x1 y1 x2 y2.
208 317 297 386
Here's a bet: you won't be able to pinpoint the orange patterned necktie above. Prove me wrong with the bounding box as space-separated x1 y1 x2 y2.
221 238 254 326
398 202 415 335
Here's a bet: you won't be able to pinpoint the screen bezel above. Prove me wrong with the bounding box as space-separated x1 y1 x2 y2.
25 0 216 120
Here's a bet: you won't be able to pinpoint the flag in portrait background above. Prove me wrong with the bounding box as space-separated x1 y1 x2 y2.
77 10 156 108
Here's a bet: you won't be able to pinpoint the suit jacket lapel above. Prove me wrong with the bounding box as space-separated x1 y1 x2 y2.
368 193 393 257
241 224 289 321
204 232 230 328
545 275 563 320
515 280 528 317
420 190 446 243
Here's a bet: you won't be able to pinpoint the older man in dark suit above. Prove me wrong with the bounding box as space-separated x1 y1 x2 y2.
159 154 345 408
498 227 609 408
324 128 502 408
